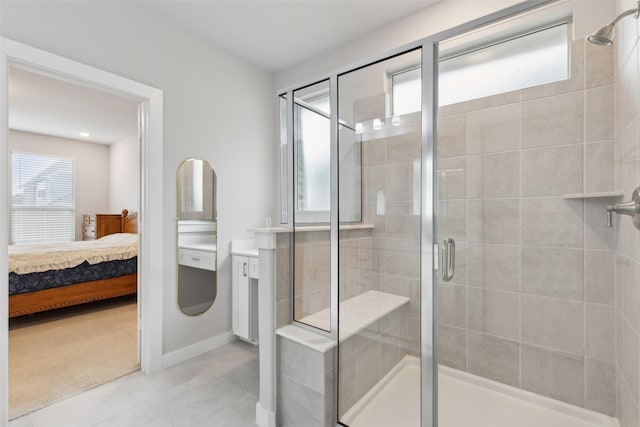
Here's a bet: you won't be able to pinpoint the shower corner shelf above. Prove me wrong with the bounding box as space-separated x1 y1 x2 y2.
562 191 624 199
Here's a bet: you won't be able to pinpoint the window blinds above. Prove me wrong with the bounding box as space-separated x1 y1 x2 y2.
11 152 75 245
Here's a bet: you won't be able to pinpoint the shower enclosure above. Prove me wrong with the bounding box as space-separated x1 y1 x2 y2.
277 0 631 426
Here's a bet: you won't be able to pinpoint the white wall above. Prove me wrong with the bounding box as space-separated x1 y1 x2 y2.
0 1 275 355
275 0 614 91
8 130 110 241
109 133 139 214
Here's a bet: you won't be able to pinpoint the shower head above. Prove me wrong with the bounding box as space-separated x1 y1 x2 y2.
587 23 614 46
587 1 640 46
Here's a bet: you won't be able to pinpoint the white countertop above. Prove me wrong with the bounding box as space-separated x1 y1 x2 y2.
231 248 259 257
179 242 217 252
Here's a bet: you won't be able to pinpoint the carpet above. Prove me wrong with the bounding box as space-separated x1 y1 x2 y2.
9 295 139 419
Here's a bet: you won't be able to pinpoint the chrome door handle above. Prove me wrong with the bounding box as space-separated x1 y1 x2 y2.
243 262 248 277
441 238 455 282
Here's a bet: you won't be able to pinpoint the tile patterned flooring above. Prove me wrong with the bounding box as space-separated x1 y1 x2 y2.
9 340 259 427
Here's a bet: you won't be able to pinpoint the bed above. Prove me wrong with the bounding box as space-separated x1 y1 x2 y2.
8 210 138 317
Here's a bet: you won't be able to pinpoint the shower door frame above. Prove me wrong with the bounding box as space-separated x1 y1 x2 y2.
278 2 553 426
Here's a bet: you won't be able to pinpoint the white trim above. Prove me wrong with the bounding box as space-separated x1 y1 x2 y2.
0 37 164 427
161 331 235 368
0 37 9 427
255 402 276 427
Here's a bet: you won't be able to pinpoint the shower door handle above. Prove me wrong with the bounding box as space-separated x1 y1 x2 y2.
441 238 455 282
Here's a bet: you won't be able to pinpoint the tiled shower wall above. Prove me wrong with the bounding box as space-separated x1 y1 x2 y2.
613 1 640 425
288 229 376 328
437 39 617 416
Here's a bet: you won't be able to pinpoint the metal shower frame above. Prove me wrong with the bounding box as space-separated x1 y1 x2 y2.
277 1 553 425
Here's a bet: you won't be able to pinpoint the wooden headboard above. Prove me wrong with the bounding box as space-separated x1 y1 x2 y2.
121 209 138 234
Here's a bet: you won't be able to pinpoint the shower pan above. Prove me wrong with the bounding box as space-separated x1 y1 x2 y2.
277 1 628 426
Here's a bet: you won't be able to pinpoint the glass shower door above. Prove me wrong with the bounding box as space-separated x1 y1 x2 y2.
336 48 430 427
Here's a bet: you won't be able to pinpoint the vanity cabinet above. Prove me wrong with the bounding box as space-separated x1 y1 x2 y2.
178 247 216 271
231 249 259 344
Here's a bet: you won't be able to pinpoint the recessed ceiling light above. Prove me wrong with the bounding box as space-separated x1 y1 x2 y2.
79 132 90 138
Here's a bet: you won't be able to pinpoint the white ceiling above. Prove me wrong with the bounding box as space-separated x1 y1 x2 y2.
144 1 441 72
8 1 440 143
8 67 140 145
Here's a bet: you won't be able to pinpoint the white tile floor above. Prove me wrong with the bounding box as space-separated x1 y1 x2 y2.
9 340 259 427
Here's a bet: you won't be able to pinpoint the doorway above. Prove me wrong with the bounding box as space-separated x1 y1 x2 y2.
0 37 164 427
7 64 141 418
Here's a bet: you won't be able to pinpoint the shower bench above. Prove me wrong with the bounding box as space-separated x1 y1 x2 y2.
276 290 410 426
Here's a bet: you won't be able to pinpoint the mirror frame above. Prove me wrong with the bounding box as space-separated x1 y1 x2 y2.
176 157 218 316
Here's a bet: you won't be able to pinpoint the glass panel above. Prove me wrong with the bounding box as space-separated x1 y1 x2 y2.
292 80 331 332
436 15 589 427
294 81 331 222
337 48 423 426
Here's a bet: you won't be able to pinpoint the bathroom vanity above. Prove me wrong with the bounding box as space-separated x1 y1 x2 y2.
231 239 259 344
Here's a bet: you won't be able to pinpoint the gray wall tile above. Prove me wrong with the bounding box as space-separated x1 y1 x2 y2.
467 103 520 154
438 157 466 200
616 367 640 427
521 344 585 407
467 199 519 244
585 141 615 193
585 86 615 142
617 313 640 402
586 358 615 416
438 199 467 242
521 198 583 248
438 325 467 370
438 113 466 158
584 249 615 305
467 243 519 292
362 137 386 166
386 162 414 202
468 332 519 387
279 375 324 427
438 283 467 328
521 294 584 354
584 198 616 250
585 303 615 362
355 338 381 400
521 91 584 148
386 132 420 164
467 152 519 198
468 287 519 340
521 145 583 197
585 40 614 89
521 247 584 300
385 202 420 240
279 337 325 393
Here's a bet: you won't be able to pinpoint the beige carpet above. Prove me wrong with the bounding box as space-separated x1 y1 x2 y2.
9 295 139 419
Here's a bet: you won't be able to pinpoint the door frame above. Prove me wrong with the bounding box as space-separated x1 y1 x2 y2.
0 37 164 426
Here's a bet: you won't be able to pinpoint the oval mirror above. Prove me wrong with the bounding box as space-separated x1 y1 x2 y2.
176 158 217 316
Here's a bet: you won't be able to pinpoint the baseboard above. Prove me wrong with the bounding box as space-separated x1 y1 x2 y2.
161 331 235 368
255 402 276 427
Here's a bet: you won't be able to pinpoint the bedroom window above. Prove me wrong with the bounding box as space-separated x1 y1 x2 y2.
11 152 75 245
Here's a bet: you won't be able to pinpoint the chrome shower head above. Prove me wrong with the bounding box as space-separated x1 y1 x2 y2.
587 23 615 46
587 2 639 45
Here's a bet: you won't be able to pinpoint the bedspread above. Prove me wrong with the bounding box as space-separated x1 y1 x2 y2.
9 233 138 275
